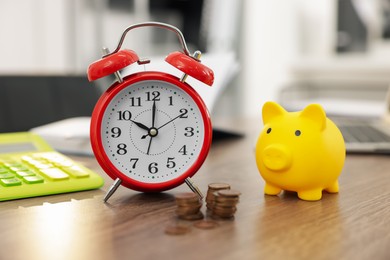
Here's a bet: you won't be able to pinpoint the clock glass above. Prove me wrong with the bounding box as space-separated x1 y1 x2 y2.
97 76 208 188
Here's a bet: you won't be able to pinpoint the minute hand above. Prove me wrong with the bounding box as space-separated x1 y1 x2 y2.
157 112 186 130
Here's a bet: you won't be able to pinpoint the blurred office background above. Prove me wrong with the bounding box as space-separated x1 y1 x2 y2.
1 0 390 132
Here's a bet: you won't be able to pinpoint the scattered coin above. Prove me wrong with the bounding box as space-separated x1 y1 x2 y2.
194 219 219 230
164 224 190 235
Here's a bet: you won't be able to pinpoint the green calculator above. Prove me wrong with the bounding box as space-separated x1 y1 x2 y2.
0 132 104 201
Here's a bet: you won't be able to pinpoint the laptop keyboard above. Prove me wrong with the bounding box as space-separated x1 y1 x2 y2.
339 125 390 143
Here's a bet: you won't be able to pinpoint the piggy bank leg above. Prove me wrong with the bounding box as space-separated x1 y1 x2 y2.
264 183 282 195
324 180 339 193
297 189 322 201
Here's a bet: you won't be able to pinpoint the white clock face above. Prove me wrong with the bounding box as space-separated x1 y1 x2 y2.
100 80 206 183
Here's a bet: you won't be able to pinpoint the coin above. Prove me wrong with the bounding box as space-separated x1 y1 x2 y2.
194 219 219 230
175 192 204 221
213 206 237 215
175 200 202 207
164 224 190 235
175 192 200 202
209 188 241 219
205 183 231 209
213 201 239 208
208 183 231 190
215 197 240 204
175 205 203 215
210 212 235 220
178 211 204 221
217 189 241 197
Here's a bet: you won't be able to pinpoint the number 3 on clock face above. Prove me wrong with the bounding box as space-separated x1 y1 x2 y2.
91 72 212 192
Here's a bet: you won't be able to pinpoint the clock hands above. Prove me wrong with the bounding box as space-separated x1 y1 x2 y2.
129 101 156 141
141 109 187 140
130 119 149 131
146 135 153 155
137 101 187 155
151 100 156 128
157 110 187 130
146 100 157 155
129 112 155 154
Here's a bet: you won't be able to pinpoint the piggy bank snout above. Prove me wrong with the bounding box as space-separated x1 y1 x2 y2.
262 144 292 171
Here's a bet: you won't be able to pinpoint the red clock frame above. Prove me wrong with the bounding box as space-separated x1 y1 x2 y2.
90 71 212 192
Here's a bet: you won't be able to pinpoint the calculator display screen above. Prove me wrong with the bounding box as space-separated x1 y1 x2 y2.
0 143 37 154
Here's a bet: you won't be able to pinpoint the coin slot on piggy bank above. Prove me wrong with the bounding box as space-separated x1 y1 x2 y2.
255 101 346 201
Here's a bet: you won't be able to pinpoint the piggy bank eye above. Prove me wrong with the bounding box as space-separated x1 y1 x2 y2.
295 130 301 136
266 128 272 134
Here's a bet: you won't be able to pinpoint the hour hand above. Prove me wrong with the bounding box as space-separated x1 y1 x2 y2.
130 120 149 131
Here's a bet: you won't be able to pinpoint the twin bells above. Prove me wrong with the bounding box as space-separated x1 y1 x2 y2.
87 22 214 86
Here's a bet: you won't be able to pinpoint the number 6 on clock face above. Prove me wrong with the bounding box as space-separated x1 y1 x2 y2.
90 72 212 192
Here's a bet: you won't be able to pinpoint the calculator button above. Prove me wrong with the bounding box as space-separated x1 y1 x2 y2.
0 167 9 173
0 178 22 186
4 163 23 168
23 176 44 184
0 173 15 179
55 160 73 167
39 168 69 181
62 166 89 178
34 163 53 169
42 155 74 167
25 160 43 167
15 171 36 177
9 166 30 172
21 158 34 165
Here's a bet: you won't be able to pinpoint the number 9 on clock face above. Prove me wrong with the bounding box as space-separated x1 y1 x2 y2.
90 72 212 192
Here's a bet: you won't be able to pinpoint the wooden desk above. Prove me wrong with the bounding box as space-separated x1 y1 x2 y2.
0 119 389 260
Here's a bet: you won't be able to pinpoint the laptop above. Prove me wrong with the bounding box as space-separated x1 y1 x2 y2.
334 89 390 154
0 75 100 133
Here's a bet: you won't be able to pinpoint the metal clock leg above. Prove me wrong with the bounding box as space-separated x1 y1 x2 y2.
103 178 122 202
185 177 203 199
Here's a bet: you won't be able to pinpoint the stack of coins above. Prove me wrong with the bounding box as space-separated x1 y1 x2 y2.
211 189 241 219
175 192 203 220
205 183 231 210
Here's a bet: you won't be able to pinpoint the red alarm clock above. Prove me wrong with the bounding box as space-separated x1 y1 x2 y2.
87 22 214 202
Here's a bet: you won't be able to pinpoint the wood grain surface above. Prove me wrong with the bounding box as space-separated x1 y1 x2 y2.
0 118 389 260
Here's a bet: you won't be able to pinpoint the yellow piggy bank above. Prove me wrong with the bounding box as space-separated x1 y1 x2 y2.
255 101 346 201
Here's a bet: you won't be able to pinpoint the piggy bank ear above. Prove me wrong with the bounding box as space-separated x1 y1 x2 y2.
262 101 287 124
299 104 326 130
